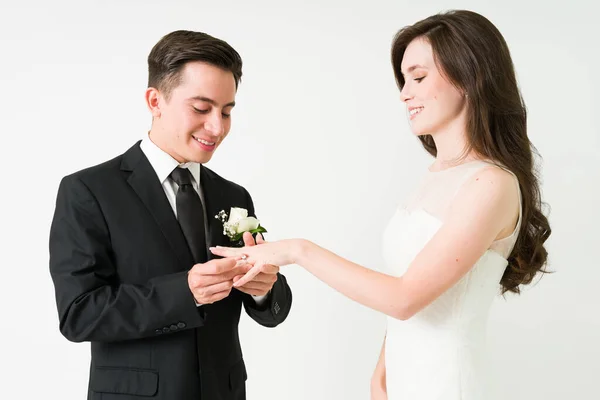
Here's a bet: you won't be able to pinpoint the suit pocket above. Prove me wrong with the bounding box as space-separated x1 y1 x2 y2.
229 359 248 390
91 367 158 397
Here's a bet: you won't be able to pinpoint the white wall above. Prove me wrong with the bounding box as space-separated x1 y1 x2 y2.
1 0 598 399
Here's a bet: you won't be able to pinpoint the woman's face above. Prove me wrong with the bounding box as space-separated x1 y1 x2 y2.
399 37 467 137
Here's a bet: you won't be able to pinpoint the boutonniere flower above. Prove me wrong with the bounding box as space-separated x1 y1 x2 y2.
215 207 267 242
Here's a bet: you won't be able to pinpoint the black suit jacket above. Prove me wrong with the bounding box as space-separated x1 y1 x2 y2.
49 141 292 400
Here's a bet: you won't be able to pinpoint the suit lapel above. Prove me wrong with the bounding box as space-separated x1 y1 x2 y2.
121 143 195 269
200 165 230 256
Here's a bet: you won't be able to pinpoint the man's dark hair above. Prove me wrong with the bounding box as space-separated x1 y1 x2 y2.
148 30 243 99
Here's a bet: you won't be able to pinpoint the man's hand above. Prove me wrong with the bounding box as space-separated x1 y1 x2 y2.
188 258 250 304
234 232 279 296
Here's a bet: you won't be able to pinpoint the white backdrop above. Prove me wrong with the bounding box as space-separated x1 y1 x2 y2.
1 0 598 399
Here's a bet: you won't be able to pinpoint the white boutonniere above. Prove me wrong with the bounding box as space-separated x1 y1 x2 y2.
215 207 267 242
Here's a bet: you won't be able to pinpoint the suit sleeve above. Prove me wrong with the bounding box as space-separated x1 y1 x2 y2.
240 188 293 327
49 175 205 343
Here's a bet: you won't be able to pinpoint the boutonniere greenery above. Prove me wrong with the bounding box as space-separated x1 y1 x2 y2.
215 207 267 242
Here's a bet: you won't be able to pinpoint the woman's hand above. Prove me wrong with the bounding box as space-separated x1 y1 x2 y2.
209 238 303 287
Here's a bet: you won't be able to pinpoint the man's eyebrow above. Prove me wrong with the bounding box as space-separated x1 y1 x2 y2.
188 96 235 107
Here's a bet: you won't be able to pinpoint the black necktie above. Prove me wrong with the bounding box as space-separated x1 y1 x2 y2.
170 167 207 263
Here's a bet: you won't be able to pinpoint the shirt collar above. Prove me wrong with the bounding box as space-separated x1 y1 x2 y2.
139 135 201 186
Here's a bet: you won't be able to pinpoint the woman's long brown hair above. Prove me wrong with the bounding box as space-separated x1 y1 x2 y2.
391 10 551 294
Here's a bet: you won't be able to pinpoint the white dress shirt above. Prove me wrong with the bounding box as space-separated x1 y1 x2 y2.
140 136 267 306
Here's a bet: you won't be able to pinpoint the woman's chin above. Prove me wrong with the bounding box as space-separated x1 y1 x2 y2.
411 125 435 137
409 123 426 137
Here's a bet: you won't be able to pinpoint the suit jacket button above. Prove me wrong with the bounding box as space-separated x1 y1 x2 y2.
170 324 178 331
155 329 162 335
163 327 170 333
177 322 186 329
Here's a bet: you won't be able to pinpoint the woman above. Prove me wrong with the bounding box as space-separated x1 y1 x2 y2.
211 10 551 400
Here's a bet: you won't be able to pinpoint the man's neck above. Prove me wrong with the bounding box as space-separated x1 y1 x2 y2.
147 129 185 164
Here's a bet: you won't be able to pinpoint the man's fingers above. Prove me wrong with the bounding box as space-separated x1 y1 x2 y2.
202 280 233 296
206 288 233 303
207 258 237 275
235 280 270 291
228 265 278 287
248 271 279 284
189 274 216 288
194 258 238 275
233 263 263 287
189 261 251 288
191 279 233 304
231 265 278 285
228 264 253 279
256 233 266 244
260 264 280 275
235 287 268 296
243 232 256 247
194 264 252 285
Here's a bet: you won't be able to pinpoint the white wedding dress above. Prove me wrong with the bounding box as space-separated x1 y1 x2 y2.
381 160 522 400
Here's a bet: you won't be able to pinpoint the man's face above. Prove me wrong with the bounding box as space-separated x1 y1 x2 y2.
150 61 237 164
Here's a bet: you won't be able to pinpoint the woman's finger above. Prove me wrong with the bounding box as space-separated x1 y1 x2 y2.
210 246 242 258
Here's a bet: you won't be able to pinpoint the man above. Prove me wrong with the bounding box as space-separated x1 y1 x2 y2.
49 30 292 400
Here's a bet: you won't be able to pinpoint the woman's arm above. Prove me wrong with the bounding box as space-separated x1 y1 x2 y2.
213 167 518 320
